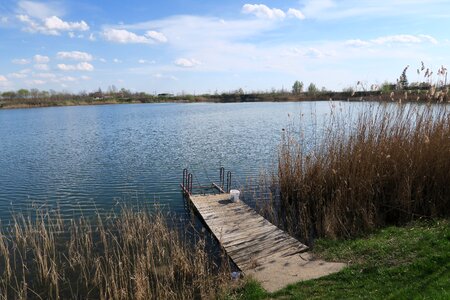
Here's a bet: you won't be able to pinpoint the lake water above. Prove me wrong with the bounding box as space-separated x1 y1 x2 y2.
0 101 360 223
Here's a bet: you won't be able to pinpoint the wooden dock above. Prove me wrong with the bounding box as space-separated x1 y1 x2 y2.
186 190 345 292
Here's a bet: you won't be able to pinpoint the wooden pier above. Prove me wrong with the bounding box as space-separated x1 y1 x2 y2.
181 170 345 292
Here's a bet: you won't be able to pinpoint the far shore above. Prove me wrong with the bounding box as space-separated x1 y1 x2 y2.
1 89 447 110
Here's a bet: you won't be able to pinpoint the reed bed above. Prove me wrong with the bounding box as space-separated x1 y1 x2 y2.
0 207 231 299
276 103 450 242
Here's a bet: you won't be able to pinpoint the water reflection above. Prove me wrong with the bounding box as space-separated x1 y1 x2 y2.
0 101 388 222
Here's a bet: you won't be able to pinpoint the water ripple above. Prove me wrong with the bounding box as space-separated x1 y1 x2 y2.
0 101 363 222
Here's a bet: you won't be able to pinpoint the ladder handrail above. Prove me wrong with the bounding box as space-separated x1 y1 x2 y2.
219 167 225 189
226 171 232 193
181 168 231 195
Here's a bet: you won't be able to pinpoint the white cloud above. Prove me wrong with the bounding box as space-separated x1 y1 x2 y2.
287 47 329 58
242 4 286 20
33 73 56 78
107 13 443 92
174 58 201 68
17 14 89 35
138 59 156 64
12 58 31 65
145 30 168 43
17 1 64 19
304 48 326 58
8 69 32 79
89 33 96 41
373 34 422 44
287 8 305 20
34 64 49 71
113 58 122 63
57 62 94 71
302 0 384 20
57 51 93 61
79 62 94 71
26 79 46 85
153 73 178 81
66 63 83 71
0 75 9 87
44 16 89 32
122 15 276 49
302 0 336 18
118 15 295 75
68 32 75 38
60 76 77 82
300 0 446 20
418 34 438 44
8 72 28 79
80 75 91 80
1 17 8 24
373 34 438 45
34 54 50 63
345 39 371 47
0 75 11 87
16 14 41 32
99 58 107 63
345 34 439 48
102 28 150 44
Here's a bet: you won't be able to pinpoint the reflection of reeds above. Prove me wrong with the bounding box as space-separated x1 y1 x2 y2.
0 207 230 299
276 103 450 243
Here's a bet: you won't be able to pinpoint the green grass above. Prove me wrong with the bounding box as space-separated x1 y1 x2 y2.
232 219 450 299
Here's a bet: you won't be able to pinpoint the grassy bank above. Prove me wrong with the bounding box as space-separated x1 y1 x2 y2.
0 98 177 110
0 207 232 299
231 219 450 299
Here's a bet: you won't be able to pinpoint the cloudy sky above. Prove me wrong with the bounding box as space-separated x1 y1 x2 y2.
0 0 449 94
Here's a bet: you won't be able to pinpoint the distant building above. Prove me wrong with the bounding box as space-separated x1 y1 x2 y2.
158 93 174 98
89 91 103 99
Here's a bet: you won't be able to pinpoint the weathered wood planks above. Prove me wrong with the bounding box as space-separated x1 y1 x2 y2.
187 192 346 292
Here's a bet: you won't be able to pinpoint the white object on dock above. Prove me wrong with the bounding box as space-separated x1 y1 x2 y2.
229 189 240 202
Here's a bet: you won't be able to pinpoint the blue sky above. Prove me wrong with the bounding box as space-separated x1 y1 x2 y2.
0 0 449 94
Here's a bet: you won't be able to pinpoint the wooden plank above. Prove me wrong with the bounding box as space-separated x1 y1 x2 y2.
187 192 309 270
215 223 278 243
223 229 289 249
229 234 303 258
204 211 274 230
198 206 256 219
230 238 306 264
205 214 272 231
185 188 345 293
212 182 226 193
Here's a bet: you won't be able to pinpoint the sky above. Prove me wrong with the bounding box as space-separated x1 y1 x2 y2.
0 0 449 94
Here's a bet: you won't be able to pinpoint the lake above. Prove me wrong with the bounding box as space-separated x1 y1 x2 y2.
0 101 361 222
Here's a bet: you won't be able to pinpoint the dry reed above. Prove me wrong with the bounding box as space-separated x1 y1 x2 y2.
0 207 231 299
276 103 450 242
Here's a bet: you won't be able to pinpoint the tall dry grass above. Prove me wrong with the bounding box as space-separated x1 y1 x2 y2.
0 207 231 299
277 103 450 242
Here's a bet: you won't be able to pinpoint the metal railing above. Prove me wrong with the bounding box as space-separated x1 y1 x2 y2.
181 167 231 195
181 168 193 194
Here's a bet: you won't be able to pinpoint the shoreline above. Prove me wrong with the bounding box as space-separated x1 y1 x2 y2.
1 90 447 110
